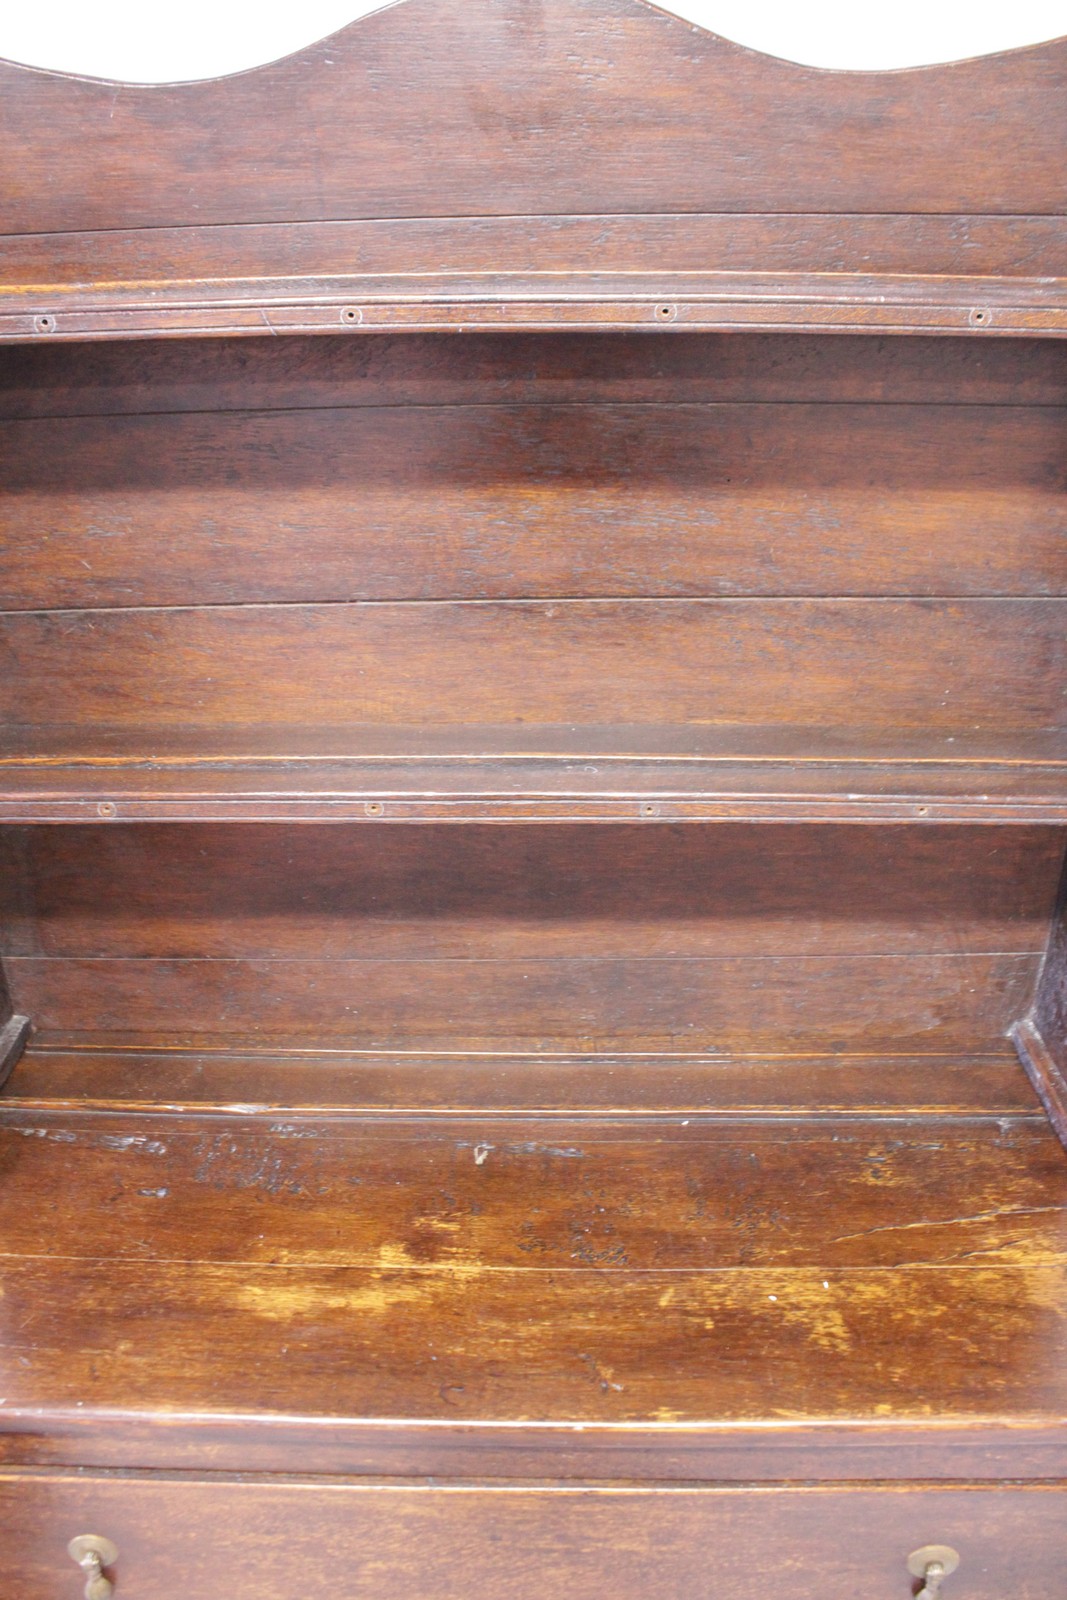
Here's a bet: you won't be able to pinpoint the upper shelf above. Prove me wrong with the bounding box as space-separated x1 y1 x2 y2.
4 261 1067 343
2 0 1066 343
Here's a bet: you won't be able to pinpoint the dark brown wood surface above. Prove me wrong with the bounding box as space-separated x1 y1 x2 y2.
6 598 1066 733
3 332 1065 821
4 216 1067 297
5 401 1066 610
2 1044 1044 1117
6 823 1056 958
4 1477 1066 1600
5 333 1065 419
0 1098 1064 1480
9 218 1067 304
9 728 1067 823
3 2 1066 230
1 2 1066 337
3 0 1067 1550
4 951 1036 1052
1 822 1057 1051
5 272 1066 342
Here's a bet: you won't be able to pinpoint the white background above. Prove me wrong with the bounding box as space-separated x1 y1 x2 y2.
1 0 1066 82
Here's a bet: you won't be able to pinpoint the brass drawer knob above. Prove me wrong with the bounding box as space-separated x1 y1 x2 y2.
908 1545 961 1600
68 1536 119 1600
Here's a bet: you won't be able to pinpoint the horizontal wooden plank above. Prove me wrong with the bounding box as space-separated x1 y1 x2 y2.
3 1 1066 233
4 1047 1044 1117
0 1252 1064 1424
4 403 1066 608
5 332 1066 421
6 217 1067 305
0 1102 1064 1476
2 823 1057 959
2 1414 1065 1481
3 951 1039 1051
0 1103 1062 1477
4 600 1066 733
2 1478 1065 1600
0 1108 1059 1271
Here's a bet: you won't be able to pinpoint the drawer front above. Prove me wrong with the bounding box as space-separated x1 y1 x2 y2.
4 1476 1065 1600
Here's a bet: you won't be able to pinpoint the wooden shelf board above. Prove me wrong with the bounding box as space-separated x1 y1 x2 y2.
0 1079 1063 1477
5 1042 1046 1118
3 725 1067 822
2 266 1066 343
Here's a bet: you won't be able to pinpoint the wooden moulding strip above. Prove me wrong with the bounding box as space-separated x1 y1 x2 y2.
0 1412 1064 1481
4 306 1067 343
7 798 1067 824
3 278 1067 342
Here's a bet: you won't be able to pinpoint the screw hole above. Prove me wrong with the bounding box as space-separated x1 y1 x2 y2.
969 307 991 327
365 801 383 816
655 304 677 322
341 306 362 324
97 801 117 818
34 315 55 333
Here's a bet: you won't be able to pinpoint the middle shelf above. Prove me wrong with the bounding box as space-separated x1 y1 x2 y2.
5 724 1067 822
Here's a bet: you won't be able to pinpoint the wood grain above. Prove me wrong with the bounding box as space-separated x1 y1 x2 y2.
5 333 1067 422
5 216 1067 300
3 823 1057 959
4 402 1066 609
3 1046 1045 1117
3 950 1039 1052
6 733 1067 823
0 1111 1064 1438
5 599 1066 733
3 0 1067 1530
0 1108 1060 1272
3 1478 1065 1600
3 0 1066 233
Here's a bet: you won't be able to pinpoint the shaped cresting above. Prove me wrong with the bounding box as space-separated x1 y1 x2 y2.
0 0 1065 343
2 0 1066 78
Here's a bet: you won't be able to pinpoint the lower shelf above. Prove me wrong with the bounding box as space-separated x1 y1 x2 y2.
0 1040 1050 1117
0 1048 1064 1480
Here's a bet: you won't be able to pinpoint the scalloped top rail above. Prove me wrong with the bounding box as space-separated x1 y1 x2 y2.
2 0 1066 342
4 0 1067 81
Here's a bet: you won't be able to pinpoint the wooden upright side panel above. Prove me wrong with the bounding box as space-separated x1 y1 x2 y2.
1015 857 1067 1149
0 855 29 1084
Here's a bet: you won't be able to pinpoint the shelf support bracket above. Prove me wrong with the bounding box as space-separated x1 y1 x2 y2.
0 1014 31 1094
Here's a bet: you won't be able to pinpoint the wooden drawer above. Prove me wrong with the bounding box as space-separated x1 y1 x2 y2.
5 1476 1065 1600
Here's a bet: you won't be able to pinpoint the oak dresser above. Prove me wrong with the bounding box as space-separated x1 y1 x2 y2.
1 3 1066 1595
